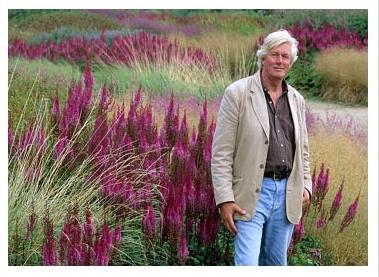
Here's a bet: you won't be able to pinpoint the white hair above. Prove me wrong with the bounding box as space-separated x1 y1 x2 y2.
256 29 299 69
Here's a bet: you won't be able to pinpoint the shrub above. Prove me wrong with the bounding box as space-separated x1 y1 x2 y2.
9 10 122 40
314 48 368 105
270 10 367 39
286 58 324 98
288 235 335 266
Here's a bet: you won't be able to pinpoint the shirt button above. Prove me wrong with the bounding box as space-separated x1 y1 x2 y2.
260 164 264 169
255 188 260 193
282 160 285 163
275 115 278 118
280 144 283 147
277 130 280 133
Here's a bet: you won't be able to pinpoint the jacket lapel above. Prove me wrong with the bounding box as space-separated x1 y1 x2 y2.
250 73 269 139
287 89 300 145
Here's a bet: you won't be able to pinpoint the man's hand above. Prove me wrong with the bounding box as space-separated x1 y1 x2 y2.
219 202 246 236
303 189 311 208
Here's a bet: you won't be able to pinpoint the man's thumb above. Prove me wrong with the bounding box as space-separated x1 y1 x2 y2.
235 206 246 215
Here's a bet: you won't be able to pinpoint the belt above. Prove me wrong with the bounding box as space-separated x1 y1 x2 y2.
264 171 290 180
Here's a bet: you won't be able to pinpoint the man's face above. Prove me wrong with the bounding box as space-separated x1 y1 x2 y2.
262 42 292 80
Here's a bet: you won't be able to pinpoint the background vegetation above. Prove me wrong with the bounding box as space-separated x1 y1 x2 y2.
8 9 368 266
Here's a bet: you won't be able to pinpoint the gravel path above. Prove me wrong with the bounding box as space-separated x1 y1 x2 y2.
306 99 368 130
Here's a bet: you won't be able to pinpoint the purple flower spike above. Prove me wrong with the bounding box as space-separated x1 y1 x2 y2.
142 205 157 238
177 231 189 265
329 180 344 221
339 190 360 232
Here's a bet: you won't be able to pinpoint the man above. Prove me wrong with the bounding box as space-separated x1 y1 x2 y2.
211 29 312 266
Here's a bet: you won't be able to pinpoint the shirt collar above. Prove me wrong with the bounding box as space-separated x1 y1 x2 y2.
260 69 289 95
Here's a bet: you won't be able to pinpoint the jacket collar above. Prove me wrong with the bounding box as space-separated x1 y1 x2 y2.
248 71 299 142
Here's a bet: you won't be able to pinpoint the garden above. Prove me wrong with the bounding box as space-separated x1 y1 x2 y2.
8 9 368 266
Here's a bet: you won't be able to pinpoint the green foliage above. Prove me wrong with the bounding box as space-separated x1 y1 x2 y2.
347 14 368 38
29 27 137 45
314 48 368 105
286 59 325 99
269 9 368 38
184 11 266 36
9 10 122 41
8 58 81 128
288 235 335 266
92 64 133 96
8 9 60 21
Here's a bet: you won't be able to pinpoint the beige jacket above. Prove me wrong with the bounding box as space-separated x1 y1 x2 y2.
211 71 312 224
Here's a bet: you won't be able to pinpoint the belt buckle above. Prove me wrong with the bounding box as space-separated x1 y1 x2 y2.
273 172 281 181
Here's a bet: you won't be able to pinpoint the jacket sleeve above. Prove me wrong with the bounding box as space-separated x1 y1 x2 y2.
299 95 312 195
211 86 239 206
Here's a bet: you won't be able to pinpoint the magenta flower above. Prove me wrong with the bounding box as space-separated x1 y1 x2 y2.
177 231 189 265
291 217 305 246
42 213 58 266
316 208 327 229
339 190 360 232
142 205 157 238
112 224 122 246
329 180 344 221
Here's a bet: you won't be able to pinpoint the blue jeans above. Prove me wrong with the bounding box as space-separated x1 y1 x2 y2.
234 177 294 266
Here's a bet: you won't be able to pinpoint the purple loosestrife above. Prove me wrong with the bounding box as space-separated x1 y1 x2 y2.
177 110 189 150
163 200 183 244
42 213 58 266
313 163 330 209
316 208 328 229
287 19 367 55
177 231 189 265
88 85 111 163
142 205 157 238
294 217 305 242
289 217 305 253
94 223 114 266
59 221 70 265
197 187 220 245
62 205 83 266
329 180 344 221
112 224 122 247
160 93 180 150
82 208 95 265
109 106 127 156
25 205 37 241
126 89 142 143
339 190 361 232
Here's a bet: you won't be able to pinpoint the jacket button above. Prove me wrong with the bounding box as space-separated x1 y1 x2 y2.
260 164 264 169
255 188 260 193
265 140 268 145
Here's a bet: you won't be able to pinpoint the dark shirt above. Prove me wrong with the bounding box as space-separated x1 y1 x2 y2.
261 77 295 175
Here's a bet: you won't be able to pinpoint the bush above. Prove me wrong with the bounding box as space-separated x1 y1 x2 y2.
270 10 368 39
9 10 122 41
286 58 324 99
288 235 335 266
315 48 368 105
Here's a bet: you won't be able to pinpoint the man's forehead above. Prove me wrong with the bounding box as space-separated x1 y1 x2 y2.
270 43 291 53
